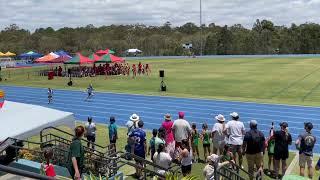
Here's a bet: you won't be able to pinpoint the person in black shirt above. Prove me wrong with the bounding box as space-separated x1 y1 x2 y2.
243 120 265 180
274 122 292 179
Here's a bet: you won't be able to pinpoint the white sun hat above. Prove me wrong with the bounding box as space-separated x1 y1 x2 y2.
230 112 239 118
130 114 140 121
215 114 225 122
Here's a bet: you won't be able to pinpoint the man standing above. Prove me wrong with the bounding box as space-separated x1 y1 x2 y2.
172 112 191 146
129 121 147 178
212 114 226 155
225 112 245 167
295 122 316 179
243 120 265 180
85 117 96 150
274 122 292 179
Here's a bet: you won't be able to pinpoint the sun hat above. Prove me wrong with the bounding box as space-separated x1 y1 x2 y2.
215 114 225 122
230 112 239 118
130 114 140 121
164 113 171 121
207 154 220 163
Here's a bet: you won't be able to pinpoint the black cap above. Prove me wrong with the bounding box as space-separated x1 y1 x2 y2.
280 122 288 128
110 116 115 122
138 120 144 127
88 117 92 121
304 122 313 130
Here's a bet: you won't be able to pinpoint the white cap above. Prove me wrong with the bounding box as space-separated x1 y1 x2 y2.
230 112 239 118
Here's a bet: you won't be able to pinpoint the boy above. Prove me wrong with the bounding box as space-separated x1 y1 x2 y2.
85 117 96 150
48 88 53 104
148 129 158 162
86 84 94 101
109 117 118 151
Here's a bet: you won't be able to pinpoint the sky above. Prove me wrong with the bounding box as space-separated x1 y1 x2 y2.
0 0 319 31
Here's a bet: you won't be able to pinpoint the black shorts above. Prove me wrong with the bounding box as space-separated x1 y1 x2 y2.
274 151 289 160
230 144 242 154
110 139 117 144
87 135 96 143
203 144 210 148
48 95 52 99
181 165 192 174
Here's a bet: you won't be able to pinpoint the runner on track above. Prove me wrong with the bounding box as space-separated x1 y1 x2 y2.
48 88 53 104
86 84 94 101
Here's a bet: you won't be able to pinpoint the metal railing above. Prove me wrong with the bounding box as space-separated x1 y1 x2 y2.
0 164 54 180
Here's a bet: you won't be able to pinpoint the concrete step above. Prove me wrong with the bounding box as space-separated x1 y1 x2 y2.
0 174 35 180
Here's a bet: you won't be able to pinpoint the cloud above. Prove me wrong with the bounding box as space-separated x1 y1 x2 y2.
0 0 319 31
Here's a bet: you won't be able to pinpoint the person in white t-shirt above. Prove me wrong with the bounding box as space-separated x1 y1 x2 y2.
212 114 226 155
172 112 191 143
224 112 245 167
153 143 172 177
85 117 97 150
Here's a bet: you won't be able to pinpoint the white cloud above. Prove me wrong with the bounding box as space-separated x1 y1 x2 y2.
0 0 319 31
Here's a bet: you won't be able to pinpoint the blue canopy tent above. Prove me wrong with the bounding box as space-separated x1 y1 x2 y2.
18 51 43 60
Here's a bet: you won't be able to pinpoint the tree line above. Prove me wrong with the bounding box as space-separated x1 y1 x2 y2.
0 19 320 56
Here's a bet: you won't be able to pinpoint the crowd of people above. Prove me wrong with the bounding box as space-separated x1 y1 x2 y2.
40 111 318 180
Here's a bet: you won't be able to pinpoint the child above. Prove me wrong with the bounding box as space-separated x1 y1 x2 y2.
203 154 233 180
86 84 94 101
108 117 118 151
41 147 56 177
179 139 193 177
47 88 53 104
191 123 200 162
266 122 275 176
201 123 211 160
148 129 158 162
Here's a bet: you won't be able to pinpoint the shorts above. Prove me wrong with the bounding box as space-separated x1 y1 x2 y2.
87 135 96 143
181 164 192 174
299 153 313 168
230 144 242 154
109 138 117 144
212 140 225 150
48 95 52 99
134 153 146 165
203 144 210 148
274 151 289 160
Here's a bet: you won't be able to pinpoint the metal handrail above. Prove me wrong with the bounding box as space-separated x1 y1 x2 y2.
0 164 54 180
40 126 107 149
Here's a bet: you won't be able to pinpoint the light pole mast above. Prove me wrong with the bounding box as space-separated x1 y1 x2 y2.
200 0 203 56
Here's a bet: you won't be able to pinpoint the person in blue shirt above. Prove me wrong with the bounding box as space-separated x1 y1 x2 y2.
129 121 146 178
108 116 118 151
48 88 53 104
85 84 94 101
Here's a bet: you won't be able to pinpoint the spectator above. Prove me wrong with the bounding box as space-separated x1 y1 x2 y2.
203 154 233 180
153 143 172 177
201 123 211 160
172 112 191 150
129 121 147 178
179 139 193 177
108 116 118 151
295 122 316 179
161 114 175 158
41 147 56 178
266 122 275 175
67 126 85 180
155 127 166 151
225 112 245 167
85 117 96 150
242 120 265 180
191 123 200 162
212 114 226 155
125 114 140 159
148 129 158 162
316 158 320 171
274 122 292 178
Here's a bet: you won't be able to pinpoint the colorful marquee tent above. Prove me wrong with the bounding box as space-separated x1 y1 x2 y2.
88 53 102 61
64 53 94 65
18 51 43 59
96 48 115 56
4 51 16 56
0 52 6 57
110 54 124 63
53 50 72 63
94 54 124 63
34 52 59 63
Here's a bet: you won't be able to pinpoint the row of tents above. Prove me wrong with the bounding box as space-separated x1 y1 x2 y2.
0 48 124 64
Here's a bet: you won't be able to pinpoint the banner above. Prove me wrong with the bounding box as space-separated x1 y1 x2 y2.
0 90 4 108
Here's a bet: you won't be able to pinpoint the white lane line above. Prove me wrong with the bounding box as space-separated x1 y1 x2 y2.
285 152 299 176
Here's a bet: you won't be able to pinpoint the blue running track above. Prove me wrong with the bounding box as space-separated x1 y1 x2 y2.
1 85 320 152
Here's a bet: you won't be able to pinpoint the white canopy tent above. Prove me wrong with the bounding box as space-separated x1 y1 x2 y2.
0 101 75 141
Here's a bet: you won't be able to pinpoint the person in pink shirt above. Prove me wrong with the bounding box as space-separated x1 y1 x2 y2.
161 113 175 158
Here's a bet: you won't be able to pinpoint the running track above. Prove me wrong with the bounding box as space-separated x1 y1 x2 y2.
1 85 320 152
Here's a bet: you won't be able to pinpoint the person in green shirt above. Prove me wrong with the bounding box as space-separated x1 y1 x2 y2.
201 123 211 160
67 126 85 180
191 123 200 162
154 127 166 152
108 116 118 151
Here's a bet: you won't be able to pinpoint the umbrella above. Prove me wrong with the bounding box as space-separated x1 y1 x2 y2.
96 48 115 55
64 53 94 65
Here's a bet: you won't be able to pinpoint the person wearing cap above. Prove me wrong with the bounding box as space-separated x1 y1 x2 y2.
84 117 96 150
108 117 118 151
242 120 265 180
212 114 226 155
224 112 245 167
274 122 292 178
295 122 316 179
203 154 233 180
161 113 175 158
129 121 147 178
172 112 192 148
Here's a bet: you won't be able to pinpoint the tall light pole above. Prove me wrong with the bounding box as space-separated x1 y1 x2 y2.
200 0 203 56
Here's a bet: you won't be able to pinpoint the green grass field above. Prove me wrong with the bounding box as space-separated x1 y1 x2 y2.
2 57 320 106
28 123 294 180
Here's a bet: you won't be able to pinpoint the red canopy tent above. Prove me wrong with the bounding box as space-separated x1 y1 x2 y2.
34 52 59 63
96 49 115 56
64 53 94 64
110 54 124 63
